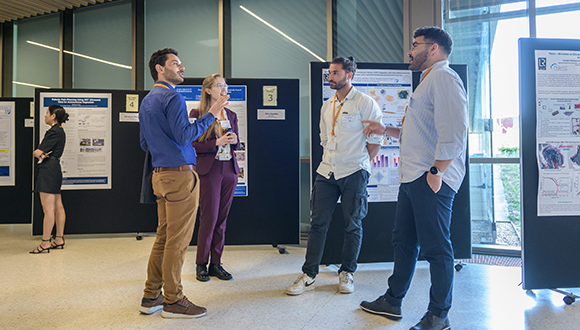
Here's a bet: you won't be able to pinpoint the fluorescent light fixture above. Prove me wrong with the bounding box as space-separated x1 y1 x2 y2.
26 40 60 51
26 40 132 70
13 81 51 89
239 5 325 62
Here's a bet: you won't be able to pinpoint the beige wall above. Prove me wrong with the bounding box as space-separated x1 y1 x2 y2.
403 0 442 61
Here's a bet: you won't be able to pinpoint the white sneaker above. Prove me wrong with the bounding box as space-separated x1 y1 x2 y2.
286 273 315 295
338 271 354 294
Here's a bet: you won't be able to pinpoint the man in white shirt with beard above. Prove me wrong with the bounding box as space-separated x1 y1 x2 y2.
286 56 383 296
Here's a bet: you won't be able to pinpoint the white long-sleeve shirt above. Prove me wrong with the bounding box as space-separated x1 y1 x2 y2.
317 87 383 180
398 60 469 192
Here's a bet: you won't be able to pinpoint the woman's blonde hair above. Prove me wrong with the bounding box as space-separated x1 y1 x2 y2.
195 74 224 142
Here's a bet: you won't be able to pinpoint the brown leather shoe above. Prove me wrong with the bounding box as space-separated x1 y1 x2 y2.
161 296 207 319
139 294 164 314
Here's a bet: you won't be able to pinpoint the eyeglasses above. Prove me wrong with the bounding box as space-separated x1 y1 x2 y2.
214 84 228 89
411 42 434 50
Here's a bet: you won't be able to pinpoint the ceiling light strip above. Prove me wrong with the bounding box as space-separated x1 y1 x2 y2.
239 5 325 62
26 40 132 70
13 81 51 89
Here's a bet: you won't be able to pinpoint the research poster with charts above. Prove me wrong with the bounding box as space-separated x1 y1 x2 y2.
535 50 580 216
0 101 15 186
40 93 112 190
176 85 248 196
322 69 412 202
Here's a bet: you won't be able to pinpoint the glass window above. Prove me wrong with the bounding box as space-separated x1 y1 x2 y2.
231 0 327 157
470 163 521 247
536 2 580 38
444 0 528 250
144 0 219 90
73 1 132 89
336 0 404 62
13 15 60 97
536 0 580 7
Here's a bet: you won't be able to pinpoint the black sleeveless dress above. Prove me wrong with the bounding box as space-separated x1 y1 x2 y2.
36 124 66 194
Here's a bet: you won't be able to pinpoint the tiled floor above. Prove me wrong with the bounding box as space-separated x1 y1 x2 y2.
2 224 578 330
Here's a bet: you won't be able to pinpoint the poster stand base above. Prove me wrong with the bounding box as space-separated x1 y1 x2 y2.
272 244 288 254
525 289 578 305
551 289 578 305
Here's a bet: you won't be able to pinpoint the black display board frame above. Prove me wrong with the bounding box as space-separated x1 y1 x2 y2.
519 38 580 290
309 62 471 264
32 80 300 246
33 89 158 235
0 98 34 224
182 78 300 246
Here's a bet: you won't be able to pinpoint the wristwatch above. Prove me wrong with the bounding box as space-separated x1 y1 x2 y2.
430 166 444 176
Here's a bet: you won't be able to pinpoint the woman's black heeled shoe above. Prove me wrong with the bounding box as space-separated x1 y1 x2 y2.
51 236 65 249
196 264 210 282
30 239 51 254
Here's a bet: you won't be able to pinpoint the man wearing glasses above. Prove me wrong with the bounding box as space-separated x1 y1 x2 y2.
359 27 468 330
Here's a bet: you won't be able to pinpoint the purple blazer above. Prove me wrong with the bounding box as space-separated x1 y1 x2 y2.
189 107 240 175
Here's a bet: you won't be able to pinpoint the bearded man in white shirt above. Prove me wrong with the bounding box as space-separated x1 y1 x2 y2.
286 56 383 296
359 27 468 330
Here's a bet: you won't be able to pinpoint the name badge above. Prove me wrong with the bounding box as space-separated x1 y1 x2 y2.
218 153 232 161
326 142 337 150
342 116 356 123
220 120 231 128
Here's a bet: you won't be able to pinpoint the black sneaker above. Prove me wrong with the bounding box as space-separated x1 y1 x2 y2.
208 263 233 280
196 264 210 282
359 295 402 320
410 311 450 330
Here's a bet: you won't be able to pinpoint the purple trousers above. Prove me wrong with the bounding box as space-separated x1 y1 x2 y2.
196 160 238 265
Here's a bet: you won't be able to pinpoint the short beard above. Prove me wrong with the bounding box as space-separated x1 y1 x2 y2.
330 78 347 90
409 50 428 71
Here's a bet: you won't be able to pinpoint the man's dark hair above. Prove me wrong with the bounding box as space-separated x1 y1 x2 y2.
413 26 453 56
148 48 178 81
331 56 357 77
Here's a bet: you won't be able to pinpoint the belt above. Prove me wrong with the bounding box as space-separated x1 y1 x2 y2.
154 164 194 172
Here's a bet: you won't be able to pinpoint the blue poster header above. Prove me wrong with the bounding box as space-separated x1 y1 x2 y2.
43 97 109 108
175 86 203 101
176 85 246 102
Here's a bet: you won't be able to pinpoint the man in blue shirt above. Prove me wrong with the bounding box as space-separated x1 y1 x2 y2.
138 48 229 319
359 27 468 330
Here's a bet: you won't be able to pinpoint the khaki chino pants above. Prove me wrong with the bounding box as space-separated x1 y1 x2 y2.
143 169 200 304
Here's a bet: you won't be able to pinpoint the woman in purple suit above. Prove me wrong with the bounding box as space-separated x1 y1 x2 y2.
189 74 240 282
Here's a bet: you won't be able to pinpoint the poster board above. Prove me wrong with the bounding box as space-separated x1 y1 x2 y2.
39 92 112 190
519 38 580 290
175 85 248 196
0 98 33 224
310 62 471 264
33 89 157 235
182 78 300 245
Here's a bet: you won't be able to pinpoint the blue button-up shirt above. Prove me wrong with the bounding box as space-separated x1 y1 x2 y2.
139 81 215 167
398 60 468 192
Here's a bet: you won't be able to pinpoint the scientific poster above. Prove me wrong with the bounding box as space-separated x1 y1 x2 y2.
322 69 413 202
535 50 580 216
39 93 112 190
176 85 248 197
0 101 15 186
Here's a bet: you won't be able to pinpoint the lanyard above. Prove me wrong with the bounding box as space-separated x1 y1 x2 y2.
401 65 434 125
217 109 227 135
154 83 170 89
331 86 352 136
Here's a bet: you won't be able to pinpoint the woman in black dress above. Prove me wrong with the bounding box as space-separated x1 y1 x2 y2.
30 105 69 254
